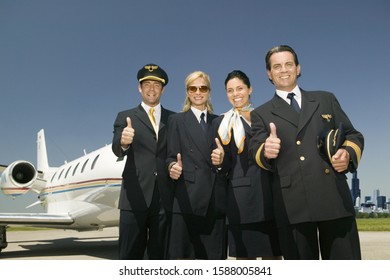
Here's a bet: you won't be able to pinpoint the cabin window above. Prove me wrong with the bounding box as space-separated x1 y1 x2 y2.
64 166 72 178
50 172 57 183
91 154 100 170
58 169 65 180
81 159 89 173
72 162 80 176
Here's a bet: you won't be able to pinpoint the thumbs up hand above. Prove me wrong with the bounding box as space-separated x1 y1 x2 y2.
169 153 183 180
121 117 135 148
211 138 225 166
264 122 281 159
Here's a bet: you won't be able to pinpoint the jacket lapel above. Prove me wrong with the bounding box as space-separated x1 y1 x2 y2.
206 112 218 148
159 106 169 132
183 111 211 163
135 104 155 135
297 90 319 135
270 91 320 137
270 94 299 127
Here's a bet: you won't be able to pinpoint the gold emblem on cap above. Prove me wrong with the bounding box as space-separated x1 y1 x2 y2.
145 65 158 72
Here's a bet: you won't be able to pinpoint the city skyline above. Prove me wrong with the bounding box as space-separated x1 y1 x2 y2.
351 171 388 213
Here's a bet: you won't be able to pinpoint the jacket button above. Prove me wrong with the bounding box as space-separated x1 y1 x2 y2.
300 156 305 161
325 168 330 174
296 140 301 145
154 172 158 176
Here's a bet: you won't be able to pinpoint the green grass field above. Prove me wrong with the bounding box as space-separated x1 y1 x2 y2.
357 218 390 231
6 226 51 232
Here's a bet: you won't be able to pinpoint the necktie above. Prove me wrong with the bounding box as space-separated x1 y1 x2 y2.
149 107 158 136
287 92 300 113
200 112 208 133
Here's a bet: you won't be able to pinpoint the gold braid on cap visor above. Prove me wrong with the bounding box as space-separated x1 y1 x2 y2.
139 76 165 84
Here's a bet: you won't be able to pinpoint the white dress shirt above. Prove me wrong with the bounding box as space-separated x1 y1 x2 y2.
275 85 302 108
190 106 208 124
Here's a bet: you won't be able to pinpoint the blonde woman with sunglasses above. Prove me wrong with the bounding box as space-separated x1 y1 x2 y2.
166 71 227 260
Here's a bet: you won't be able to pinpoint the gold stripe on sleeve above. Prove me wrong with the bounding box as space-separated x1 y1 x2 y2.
256 143 271 171
343 140 362 164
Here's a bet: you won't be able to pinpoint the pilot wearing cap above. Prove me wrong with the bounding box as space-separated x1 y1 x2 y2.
112 63 175 260
137 63 169 86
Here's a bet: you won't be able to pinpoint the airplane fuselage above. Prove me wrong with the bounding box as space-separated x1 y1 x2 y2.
38 144 125 229
0 130 128 253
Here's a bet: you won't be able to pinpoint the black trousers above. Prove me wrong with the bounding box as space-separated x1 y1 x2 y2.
168 190 227 260
279 216 361 260
118 188 168 260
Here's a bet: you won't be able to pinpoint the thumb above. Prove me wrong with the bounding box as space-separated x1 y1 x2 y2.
332 149 343 160
126 117 132 128
269 122 277 138
215 138 223 150
176 153 182 167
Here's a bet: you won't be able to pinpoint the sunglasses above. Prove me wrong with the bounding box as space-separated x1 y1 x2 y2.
187 85 209 93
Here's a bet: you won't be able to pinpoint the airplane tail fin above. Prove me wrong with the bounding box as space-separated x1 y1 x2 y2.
37 129 50 172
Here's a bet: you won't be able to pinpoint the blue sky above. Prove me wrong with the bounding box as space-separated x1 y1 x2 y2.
0 0 389 212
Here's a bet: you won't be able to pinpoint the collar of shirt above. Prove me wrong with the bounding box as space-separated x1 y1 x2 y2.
141 102 161 127
275 85 302 107
190 106 208 123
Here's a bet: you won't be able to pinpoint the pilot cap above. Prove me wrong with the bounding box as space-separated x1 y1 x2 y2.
317 122 346 165
137 63 168 86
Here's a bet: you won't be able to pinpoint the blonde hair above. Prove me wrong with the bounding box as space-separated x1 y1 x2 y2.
182 71 214 113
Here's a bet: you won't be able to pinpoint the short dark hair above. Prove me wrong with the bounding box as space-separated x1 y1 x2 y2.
224 70 251 89
265 45 300 71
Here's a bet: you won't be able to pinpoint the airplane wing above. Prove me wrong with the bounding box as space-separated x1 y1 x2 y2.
0 213 74 226
0 164 6 173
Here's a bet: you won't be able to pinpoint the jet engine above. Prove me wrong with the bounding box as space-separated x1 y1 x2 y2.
0 161 37 197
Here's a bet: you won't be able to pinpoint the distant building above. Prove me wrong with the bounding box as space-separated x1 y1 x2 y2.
377 196 387 209
373 189 380 206
355 196 361 208
359 203 375 213
348 173 388 213
365 196 372 203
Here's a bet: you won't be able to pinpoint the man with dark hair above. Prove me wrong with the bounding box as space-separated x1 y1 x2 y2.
112 63 175 259
249 45 364 259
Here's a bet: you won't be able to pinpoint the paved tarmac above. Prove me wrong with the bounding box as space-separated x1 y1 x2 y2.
0 227 389 260
0 227 119 260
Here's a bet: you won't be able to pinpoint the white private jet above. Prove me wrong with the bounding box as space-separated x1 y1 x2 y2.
0 129 125 253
